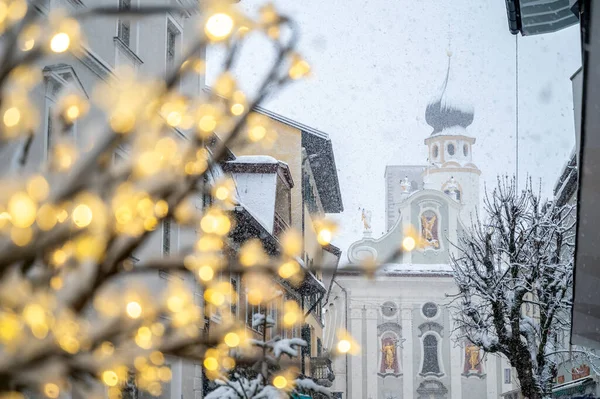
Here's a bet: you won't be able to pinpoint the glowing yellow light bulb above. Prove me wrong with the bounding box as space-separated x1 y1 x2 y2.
273 375 288 389
224 332 240 348
278 261 300 279
337 339 352 353
100 341 114 356
7 0 27 22
27 175 49 201
51 249 67 266
166 111 182 127
0 312 20 344
247 289 263 305
222 356 236 370
56 208 69 223
135 326 152 349
110 110 136 133
72 204 92 228
197 110 217 135
21 38 35 51
167 294 185 313
50 32 70 53
214 73 236 98
150 351 164 365
65 105 80 121
102 370 119 387
248 125 267 142
210 291 224 306
198 265 214 282
43 383 60 399
317 228 332 246
283 312 298 326
154 200 169 218
402 236 416 252
158 366 172 381
3 107 21 127
11 226 32 246
8 191 37 228
126 301 142 319
231 103 244 116
22 303 45 326
214 186 229 201
203 357 219 371
205 13 234 41
289 55 311 80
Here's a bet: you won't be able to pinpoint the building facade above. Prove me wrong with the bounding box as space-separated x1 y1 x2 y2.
5 2 343 398
224 107 344 388
323 56 515 399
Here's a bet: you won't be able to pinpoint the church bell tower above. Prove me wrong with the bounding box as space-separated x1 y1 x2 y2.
423 52 481 223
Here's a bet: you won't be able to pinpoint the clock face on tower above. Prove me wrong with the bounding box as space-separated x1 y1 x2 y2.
381 301 398 317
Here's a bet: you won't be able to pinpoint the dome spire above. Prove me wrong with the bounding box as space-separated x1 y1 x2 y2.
425 52 474 135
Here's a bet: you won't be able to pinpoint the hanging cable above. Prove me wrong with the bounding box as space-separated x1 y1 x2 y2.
516 34 520 191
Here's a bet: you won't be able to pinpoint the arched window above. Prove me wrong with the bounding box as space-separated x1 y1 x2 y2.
432 145 439 159
422 335 441 374
447 143 455 156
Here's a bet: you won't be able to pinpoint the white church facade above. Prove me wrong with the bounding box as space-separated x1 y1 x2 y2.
323 56 518 399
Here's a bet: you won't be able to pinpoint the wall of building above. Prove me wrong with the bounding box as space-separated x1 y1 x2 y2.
324 274 494 399
232 119 303 231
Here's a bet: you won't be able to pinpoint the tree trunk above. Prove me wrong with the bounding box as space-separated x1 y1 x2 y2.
514 361 544 399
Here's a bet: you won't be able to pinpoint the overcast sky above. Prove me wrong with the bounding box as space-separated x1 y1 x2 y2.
208 0 581 262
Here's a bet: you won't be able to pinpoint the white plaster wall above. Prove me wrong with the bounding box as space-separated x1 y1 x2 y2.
424 169 480 227
231 172 278 233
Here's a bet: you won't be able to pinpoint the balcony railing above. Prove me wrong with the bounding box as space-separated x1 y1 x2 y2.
310 356 334 387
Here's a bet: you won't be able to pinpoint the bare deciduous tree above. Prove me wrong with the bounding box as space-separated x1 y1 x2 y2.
450 177 575 399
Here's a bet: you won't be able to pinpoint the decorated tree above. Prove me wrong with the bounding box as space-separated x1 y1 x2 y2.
0 1 340 398
450 178 576 399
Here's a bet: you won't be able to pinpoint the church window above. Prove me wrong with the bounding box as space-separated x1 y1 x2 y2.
432 144 439 159
117 0 132 47
422 302 438 318
463 143 469 156
504 368 511 384
167 21 180 68
447 143 455 156
422 335 441 374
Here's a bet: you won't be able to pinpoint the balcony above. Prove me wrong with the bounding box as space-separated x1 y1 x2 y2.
309 356 334 387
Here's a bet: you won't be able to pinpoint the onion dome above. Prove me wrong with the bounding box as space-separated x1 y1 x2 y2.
425 52 474 135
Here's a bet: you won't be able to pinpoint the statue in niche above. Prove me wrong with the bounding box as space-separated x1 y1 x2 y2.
361 208 372 233
379 335 400 374
420 210 440 249
463 341 483 375
400 176 411 193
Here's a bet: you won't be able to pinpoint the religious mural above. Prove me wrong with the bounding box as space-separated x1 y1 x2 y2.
420 210 440 249
463 341 483 375
379 334 400 374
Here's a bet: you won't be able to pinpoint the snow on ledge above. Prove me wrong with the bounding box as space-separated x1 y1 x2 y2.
381 263 454 274
230 155 279 164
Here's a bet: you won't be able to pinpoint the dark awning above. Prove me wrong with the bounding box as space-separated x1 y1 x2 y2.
504 0 579 35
